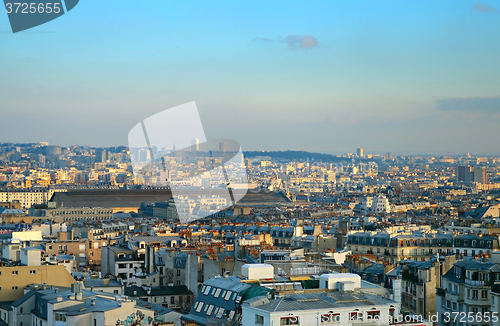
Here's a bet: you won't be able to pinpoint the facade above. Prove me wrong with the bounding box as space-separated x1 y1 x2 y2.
400 256 456 318
125 285 193 311
0 189 50 209
45 207 113 224
370 195 391 214
42 239 88 269
346 230 454 264
0 265 75 302
101 245 144 285
436 253 500 326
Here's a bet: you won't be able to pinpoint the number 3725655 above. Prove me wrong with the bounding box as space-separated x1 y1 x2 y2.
5 3 61 14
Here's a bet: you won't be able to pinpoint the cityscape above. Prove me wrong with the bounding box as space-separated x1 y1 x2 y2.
0 142 499 326
2 1 500 326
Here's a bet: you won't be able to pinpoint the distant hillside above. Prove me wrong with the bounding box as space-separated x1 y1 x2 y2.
243 150 347 162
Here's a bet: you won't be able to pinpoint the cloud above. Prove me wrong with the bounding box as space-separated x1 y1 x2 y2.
282 35 318 49
252 35 319 49
252 37 274 43
473 1 498 12
436 96 500 112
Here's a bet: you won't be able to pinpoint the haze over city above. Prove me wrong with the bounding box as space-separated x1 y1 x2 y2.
2 1 500 153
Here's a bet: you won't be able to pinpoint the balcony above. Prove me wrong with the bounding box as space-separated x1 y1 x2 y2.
465 279 485 287
436 288 446 297
402 272 423 284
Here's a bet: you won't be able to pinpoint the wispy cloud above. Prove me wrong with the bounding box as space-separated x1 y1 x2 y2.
436 96 500 112
282 35 318 49
252 37 274 43
252 35 318 49
473 1 498 12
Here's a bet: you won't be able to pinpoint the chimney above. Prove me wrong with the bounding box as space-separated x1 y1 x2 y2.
133 290 137 296
56 296 63 302
91 298 96 306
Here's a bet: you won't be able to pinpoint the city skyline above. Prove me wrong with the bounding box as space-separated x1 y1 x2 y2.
2 1 500 153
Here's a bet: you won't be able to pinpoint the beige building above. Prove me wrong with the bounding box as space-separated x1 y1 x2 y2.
400 256 457 318
0 265 75 301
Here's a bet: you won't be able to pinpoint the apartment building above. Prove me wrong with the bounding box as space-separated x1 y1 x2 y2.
400 256 456 318
0 264 75 302
101 245 144 286
242 273 431 326
436 253 500 326
346 230 454 264
45 207 113 224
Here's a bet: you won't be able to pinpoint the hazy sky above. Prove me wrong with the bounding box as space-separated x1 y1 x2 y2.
1 1 500 154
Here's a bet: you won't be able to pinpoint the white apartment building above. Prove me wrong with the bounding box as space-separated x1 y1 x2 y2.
242 273 431 326
370 196 391 214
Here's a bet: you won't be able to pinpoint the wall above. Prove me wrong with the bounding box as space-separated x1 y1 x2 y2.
0 265 75 301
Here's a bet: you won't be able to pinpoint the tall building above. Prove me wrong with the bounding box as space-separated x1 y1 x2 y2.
356 148 364 157
95 148 107 163
219 142 226 153
456 165 474 183
474 166 488 184
456 165 487 184
192 138 200 151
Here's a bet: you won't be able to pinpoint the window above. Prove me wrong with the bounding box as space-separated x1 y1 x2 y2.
321 313 340 323
225 291 232 300
349 312 363 322
214 288 222 298
171 297 175 304
12 286 18 290
30 270 36 274
256 315 264 324
176 269 181 277
280 317 299 325
206 305 214 316
176 281 181 285
366 311 380 320
482 290 488 299
196 303 204 312
12 271 18 275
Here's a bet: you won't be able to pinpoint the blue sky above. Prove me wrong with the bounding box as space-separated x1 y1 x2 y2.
1 1 500 154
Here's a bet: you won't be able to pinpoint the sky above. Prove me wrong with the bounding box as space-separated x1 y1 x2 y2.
1 0 500 154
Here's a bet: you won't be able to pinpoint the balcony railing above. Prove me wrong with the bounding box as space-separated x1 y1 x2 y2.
465 279 485 286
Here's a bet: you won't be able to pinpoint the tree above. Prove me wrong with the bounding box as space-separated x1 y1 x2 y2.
181 295 195 314
165 268 174 284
